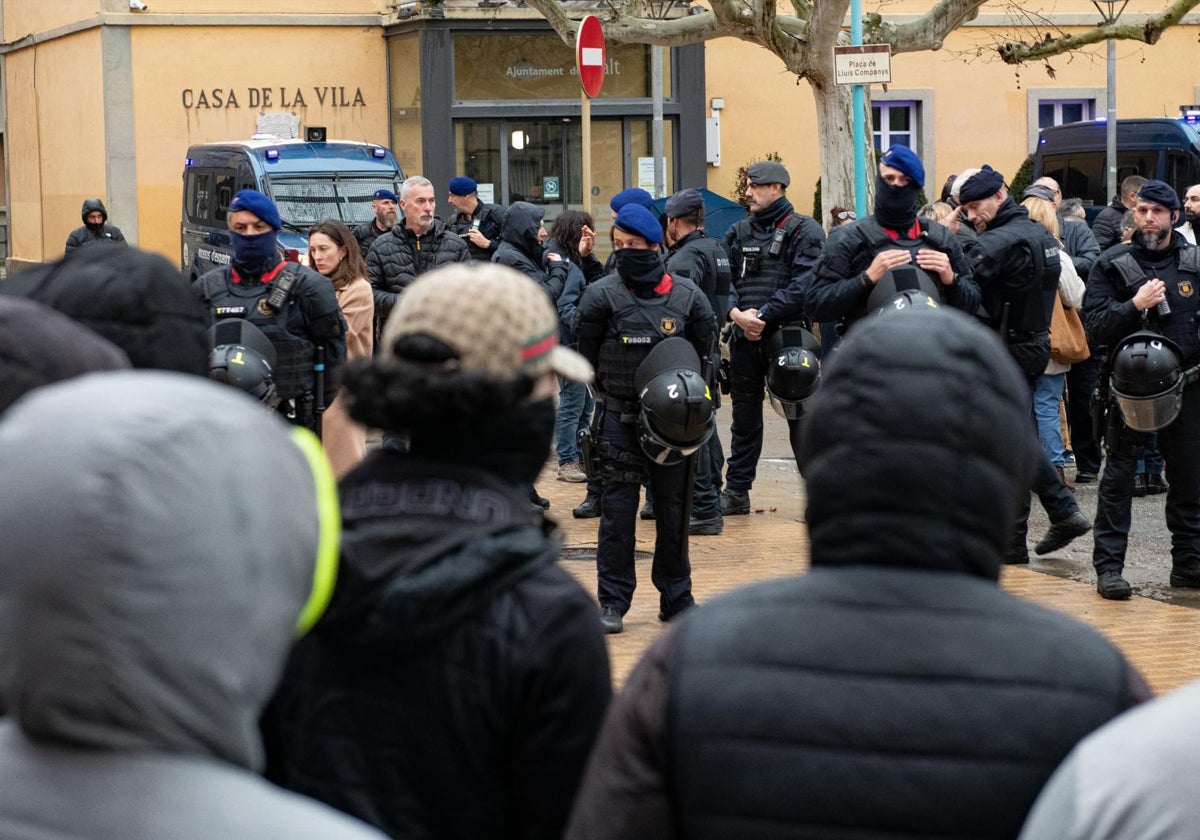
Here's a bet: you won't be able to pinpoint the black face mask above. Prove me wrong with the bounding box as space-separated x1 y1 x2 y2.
411 397 556 488
874 175 921 231
614 248 665 291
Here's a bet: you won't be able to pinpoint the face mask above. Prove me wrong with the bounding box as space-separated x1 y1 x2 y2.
412 397 556 488
614 248 665 290
230 229 280 275
874 175 921 230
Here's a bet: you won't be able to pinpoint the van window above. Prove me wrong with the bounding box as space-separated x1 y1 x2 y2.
271 176 402 229
1165 151 1200 195
185 170 213 223
214 174 236 223
1040 153 1104 206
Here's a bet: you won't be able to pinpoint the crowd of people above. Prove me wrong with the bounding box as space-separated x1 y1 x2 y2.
1 157 1197 837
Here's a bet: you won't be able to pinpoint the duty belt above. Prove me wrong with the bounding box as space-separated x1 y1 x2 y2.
597 394 640 424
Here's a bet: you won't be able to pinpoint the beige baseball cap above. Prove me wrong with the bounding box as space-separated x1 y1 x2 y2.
380 263 593 384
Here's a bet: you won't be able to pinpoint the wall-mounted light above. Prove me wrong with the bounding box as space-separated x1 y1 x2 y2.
510 130 530 150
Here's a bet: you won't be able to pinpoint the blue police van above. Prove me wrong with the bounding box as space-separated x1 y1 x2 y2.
1032 115 1200 224
181 137 404 280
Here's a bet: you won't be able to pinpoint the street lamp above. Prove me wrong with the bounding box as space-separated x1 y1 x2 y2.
1093 0 1128 202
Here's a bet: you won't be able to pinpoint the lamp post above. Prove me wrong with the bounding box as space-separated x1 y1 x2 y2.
1093 0 1128 202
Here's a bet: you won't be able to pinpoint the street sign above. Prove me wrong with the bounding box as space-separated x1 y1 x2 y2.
576 15 606 99
833 44 891 86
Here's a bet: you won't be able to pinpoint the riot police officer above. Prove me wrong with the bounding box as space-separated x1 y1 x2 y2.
664 188 732 534
808 145 979 336
720 161 825 515
576 204 718 634
193 190 347 432
958 166 1092 564
1082 179 1200 599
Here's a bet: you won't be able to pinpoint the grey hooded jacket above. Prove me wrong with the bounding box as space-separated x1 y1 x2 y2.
0 371 385 840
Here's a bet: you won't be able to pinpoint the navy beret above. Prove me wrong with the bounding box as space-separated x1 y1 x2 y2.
747 160 790 187
880 145 925 188
1137 179 1180 211
614 205 663 245
448 177 477 196
228 190 282 231
373 189 398 202
665 188 704 219
958 166 1006 204
610 188 654 213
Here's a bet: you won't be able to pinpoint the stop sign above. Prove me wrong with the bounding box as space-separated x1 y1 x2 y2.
576 15 606 99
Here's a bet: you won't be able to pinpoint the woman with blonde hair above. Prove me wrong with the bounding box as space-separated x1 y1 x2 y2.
308 219 374 477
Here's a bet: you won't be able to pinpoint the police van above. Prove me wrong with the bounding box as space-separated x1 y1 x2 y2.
181 137 404 280
1032 113 1200 224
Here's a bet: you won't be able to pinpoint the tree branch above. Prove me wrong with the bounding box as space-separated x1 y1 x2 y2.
997 0 1200 63
876 0 988 53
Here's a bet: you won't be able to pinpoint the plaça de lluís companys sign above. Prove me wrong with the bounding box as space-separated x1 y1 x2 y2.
181 87 367 109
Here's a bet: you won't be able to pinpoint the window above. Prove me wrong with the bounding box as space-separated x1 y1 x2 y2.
872 101 916 152
214 174 235 223
185 170 212 223
1038 99 1094 129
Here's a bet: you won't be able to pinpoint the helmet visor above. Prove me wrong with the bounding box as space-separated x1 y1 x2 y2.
1115 388 1184 432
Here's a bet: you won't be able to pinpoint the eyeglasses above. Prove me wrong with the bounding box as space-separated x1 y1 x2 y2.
835 211 856 221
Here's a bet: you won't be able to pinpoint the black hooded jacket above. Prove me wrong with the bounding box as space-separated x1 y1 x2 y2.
492 202 568 303
64 198 126 255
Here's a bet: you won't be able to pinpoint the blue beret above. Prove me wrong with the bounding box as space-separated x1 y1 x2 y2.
448 177 477 196
372 189 397 202
957 166 1006 204
1137 179 1180 211
665 188 704 219
610 188 654 213
880 145 925 188
228 190 282 231
614 205 663 245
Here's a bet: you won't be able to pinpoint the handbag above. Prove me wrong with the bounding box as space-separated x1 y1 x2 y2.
1050 294 1090 365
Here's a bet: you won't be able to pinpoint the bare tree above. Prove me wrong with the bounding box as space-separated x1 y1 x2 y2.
523 0 1200 215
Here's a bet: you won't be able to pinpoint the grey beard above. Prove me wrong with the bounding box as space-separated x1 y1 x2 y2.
1142 232 1163 249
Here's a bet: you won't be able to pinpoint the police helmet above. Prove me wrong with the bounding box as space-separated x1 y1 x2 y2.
1110 330 1186 431
765 328 821 419
867 264 942 314
875 288 941 316
634 338 715 465
209 343 280 410
208 318 277 366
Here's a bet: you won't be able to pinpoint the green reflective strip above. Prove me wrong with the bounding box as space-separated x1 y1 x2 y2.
289 427 341 635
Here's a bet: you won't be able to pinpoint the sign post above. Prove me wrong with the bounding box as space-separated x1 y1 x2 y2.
576 14 605 216
833 42 891 217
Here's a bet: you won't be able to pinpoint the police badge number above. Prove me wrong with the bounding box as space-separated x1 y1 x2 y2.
660 317 678 336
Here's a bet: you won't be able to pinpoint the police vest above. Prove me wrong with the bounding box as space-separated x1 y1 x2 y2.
731 215 805 311
597 279 701 401
976 217 1060 333
666 232 732 316
1109 245 1200 363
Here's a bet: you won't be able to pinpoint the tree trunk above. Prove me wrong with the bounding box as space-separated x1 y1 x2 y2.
810 77 873 222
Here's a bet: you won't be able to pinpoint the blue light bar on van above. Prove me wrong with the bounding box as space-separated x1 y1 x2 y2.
265 148 280 161
185 157 194 166
372 147 387 159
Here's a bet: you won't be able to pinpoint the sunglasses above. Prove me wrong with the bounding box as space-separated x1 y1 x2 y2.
835 211 856 221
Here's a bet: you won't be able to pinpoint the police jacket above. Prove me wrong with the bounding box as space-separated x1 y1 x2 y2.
262 453 612 840
1061 216 1101 277
722 196 825 327
1092 195 1128 251
352 219 387 256
193 260 347 404
807 215 978 331
445 199 506 262
577 271 716 403
1082 232 1200 363
664 229 732 323
65 199 126 255
492 202 568 303
365 219 469 320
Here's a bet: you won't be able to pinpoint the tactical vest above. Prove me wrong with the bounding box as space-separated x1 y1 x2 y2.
977 217 1061 333
597 279 700 401
731 215 804 311
666 233 732 316
1110 246 1200 363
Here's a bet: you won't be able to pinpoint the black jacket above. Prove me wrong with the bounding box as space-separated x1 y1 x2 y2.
352 219 388 256
722 196 824 326
664 229 731 323
1092 195 1128 251
445 199 506 262
492 202 568 303
366 220 469 320
65 198 126 255
263 454 611 840
1061 216 1101 277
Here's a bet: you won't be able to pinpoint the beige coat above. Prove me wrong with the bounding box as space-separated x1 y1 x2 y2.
322 276 373 477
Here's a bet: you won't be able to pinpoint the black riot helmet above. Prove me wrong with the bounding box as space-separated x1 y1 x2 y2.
1110 330 1188 431
634 337 715 465
765 327 821 419
867 264 942 314
207 319 280 410
875 288 941 316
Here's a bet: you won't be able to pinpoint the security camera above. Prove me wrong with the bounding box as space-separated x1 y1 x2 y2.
130 0 148 10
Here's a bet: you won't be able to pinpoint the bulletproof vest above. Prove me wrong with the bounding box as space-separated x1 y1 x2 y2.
731 215 804 311
597 279 699 401
666 233 732 316
976 217 1060 333
1110 245 1200 364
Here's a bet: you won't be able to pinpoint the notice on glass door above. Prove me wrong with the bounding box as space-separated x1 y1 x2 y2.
637 157 656 193
477 183 496 204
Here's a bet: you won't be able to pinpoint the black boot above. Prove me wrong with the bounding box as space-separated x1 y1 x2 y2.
1133 473 1149 497
1096 569 1132 600
1034 510 1091 555
572 493 601 519
720 489 751 516
1147 474 1169 495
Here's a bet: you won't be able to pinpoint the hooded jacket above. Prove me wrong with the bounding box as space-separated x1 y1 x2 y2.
0 372 385 840
566 309 1145 840
493 201 568 302
263 452 612 840
64 198 127 255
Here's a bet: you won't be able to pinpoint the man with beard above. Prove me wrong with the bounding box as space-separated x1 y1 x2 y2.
1176 183 1199 245
719 161 825 516
352 189 398 255
958 166 1092 564
1082 180 1200 599
576 204 717 634
808 145 979 337
64 198 127 255
193 190 347 431
445 176 507 262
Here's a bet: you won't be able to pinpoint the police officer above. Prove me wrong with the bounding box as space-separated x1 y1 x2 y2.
576 204 717 634
1083 180 1200 599
720 161 825 515
808 145 979 336
958 166 1092 563
664 188 732 535
445 176 506 262
193 190 347 432
353 188 398 255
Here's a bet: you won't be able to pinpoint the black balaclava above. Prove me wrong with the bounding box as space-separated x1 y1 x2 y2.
614 249 666 293
874 175 921 231
230 230 281 277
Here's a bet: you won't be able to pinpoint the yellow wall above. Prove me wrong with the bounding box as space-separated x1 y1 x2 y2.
6 30 107 262
129 25 389 261
3 1 99 44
